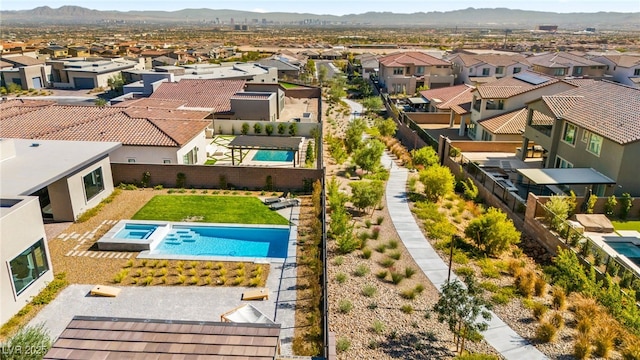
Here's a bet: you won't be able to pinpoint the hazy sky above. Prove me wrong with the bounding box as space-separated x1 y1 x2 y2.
2 0 639 14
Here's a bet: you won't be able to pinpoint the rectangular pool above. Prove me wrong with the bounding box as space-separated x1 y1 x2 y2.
605 241 640 266
252 150 294 162
97 220 292 261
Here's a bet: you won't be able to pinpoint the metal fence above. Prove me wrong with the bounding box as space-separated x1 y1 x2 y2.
457 154 527 218
321 175 330 359
380 93 438 151
538 203 640 303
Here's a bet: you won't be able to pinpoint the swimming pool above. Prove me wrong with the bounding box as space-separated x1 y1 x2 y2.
252 150 294 162
98 220 291 261
605 241 640 266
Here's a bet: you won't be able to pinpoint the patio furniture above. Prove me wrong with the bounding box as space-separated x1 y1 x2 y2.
269 199 299 210
220 303 275 324
263 197 283 205
90 285 121 297
242 288 269 301
573 214 614 233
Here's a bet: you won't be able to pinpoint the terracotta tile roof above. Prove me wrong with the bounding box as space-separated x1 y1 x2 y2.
541 81 640 144
528 52 606 68
45 316 280 360
599 54 640 68
149 79 246 112
474 71 560 99
0 103 209 147
563 79 599 87
0 99 57 119
478 108 528 134
114 98 187 109
420 84 474 112
452 53 530 67
379 51 450 67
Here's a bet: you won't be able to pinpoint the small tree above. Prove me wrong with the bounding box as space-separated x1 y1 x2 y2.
349 180 385 215
619 193 633 219
544 195 575 232
433 275 492 355
604 195 617 217
241 122 250 135
253 122 263 134
586 193 598 214
107 73 125 94
375 117 397 137
464 207 521 256
277 122 286 135
94 98 107 107
461 178 479 202
362 96 383 113
344 117 367 154
353 139 385 173
305 140 315 167
418 165 455 201
288 123 298 136
411 146 439 168
265 123 274 136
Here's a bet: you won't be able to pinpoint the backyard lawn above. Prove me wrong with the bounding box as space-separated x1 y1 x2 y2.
132 195 290 225
612 220 640 232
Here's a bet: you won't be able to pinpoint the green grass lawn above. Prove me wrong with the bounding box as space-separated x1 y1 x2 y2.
132 195 289 225
279 82 299 89
612 220 640 232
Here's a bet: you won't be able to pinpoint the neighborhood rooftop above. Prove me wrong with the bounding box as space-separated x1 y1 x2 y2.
474 71 563 98
378 51 450 67
148 79 246 112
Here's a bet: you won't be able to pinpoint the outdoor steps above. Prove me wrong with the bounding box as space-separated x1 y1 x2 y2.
164 229 199 244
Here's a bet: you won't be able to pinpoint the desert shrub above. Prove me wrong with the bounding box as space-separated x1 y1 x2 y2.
593 323 616 358
400 304 414 314
574 335 591 359
361 248 372 259
362 284 377 297
551 287 566 310
380 259 395 268
354 264 370 277
515 270 536 297
478 258 501 279
404 267 416 279
388 251 401 260
461 178 479 201
336 337 350 353
390 272 404 285
335 272 347 284
619 193 633 219
534 277 547 297
535 321 557 343
338 300 353 313
465 207 521 256
531 301 548 321
375 270 388 279
604 195 617 217
400 288 417 300
455 266 475 278
371 320 386 334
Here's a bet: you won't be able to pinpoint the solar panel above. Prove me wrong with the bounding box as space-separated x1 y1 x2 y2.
514 72 550 85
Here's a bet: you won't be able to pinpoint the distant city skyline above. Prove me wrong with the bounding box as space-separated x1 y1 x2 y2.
2 0 639 14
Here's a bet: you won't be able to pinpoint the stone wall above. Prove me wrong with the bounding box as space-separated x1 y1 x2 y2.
111 163 323 191
407 112 453 124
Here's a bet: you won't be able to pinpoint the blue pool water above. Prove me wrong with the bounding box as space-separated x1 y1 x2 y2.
606 242 640 266
252 150 294 162
151 225 290 258
115 224 159 239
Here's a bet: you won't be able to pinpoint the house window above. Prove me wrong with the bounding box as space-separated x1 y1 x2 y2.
587 133 603 156
416 66 424 74
562 122 577 145
393 68 403 75
482 68 490 76
392 83 404 94
183 147 198 164
163 159 171 164
9 239 49 295
495 67 504 75
555 156 573 169
513 67 522 74
83 167 104 201
581 130 590 143
553 68 565 76
485 99 504 110
573 67 583 76
127 158 136 163
468 121 477 138
634 69 640 76
481 130 493 141
472 97 481 112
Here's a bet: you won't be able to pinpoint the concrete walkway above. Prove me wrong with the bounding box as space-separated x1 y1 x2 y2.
382 151 547 360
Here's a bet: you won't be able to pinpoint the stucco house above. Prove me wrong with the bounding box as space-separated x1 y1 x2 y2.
521 81 640 196
447 53 531 85
528 52 608 79
0 55 51 90
0 138 121 325
0 99 211 165
591 54 640 88
467 71 576 140
378 51 454 95
47 57 143 89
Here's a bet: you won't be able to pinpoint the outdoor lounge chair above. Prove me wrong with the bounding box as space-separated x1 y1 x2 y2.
269 199 299 210
242 288 270 301
263 197 283 205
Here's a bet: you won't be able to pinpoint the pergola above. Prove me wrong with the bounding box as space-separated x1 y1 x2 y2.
228 135 304 166
516 168 616 196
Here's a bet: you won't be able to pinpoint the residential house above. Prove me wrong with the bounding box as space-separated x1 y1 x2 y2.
0 99 211 165
528 52 607 79
521 81 640 195
0 55 51 90
467 71 576 140
67 46 90 58
354 53 380 80
591 54 640 88
1 138 121 325
40 45 68 58
378 51 454 95
152 55 178 68
447 53 531 85
418 84 474 134
47 57 143 89
257 57 301 80
476 108 529 141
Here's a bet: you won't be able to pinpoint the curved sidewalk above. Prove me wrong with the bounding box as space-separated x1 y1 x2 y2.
383 151 547 360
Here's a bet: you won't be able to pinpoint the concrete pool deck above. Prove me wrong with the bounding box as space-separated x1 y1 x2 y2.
30 206 301 355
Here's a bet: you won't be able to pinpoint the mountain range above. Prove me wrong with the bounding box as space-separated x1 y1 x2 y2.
1 6 639 29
